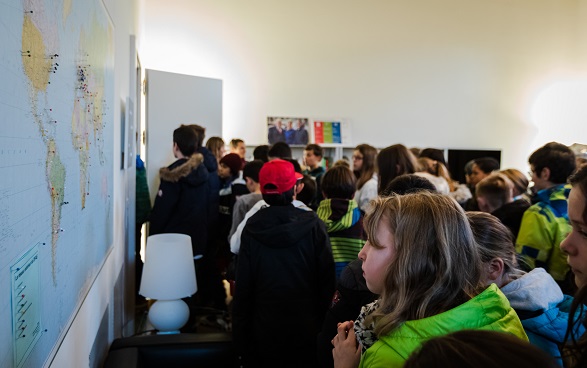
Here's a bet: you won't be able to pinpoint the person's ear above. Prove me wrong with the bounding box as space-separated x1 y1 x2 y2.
540 167 551 181
477 196 490 213
295 182 305 195
486 258 505 282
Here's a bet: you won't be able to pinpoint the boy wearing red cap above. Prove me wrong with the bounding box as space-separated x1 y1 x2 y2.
232 159 335 367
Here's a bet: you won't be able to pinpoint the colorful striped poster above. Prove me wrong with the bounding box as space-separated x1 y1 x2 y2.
313 121 342 144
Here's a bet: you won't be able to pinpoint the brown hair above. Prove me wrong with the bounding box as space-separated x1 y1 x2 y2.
364 192 481 337
467 211 523 284
333 159 350 169
475 173 513 212
304 143 323 158
529 142 576 184
500 168 529 198
183 124 206 148
569 165 587 224
377 144 417 195
173 126 198 156
321 165 357 199
564 165 587 366
354 144 378 190
405 330 558 368
205 136 225 161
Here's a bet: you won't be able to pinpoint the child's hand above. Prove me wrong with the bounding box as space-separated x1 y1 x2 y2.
332 321 361 368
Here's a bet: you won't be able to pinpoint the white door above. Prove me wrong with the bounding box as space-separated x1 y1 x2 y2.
145 70 222 202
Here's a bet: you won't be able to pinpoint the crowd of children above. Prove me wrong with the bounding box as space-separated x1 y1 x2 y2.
145 125 587 367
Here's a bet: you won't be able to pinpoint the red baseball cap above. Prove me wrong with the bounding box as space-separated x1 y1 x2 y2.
259 159 303 195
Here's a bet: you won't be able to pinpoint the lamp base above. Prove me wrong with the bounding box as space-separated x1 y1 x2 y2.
148 299 190 334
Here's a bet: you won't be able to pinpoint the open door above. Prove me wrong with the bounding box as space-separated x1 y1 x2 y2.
144 70 222 202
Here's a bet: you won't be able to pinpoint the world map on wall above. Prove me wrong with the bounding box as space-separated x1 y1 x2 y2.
0 0 114 366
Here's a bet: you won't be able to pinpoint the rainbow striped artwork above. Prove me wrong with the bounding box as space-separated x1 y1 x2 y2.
313 121 342 144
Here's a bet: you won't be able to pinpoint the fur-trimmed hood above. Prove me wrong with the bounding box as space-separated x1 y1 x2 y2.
159 154 206 185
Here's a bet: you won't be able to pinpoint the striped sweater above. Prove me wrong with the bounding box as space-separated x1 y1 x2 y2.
317 198 366 279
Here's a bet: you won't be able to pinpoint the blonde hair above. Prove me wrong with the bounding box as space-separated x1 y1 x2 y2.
365 192 482 337
417 157 457 192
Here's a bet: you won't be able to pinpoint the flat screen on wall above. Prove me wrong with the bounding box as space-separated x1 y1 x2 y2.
447 149 502 184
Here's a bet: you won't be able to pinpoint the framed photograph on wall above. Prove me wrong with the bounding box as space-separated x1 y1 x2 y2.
267 116 310 146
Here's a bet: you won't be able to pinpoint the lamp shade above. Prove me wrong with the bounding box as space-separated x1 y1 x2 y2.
139 233 197 300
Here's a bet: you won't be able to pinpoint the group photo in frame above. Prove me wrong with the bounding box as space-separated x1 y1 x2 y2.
267 116 309 146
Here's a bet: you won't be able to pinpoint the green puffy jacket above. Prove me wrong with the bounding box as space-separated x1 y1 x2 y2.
516 184 572 282
359 284 528 368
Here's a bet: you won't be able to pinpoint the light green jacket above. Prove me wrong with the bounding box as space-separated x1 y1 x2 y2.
358 284 528 368
516 184 572 281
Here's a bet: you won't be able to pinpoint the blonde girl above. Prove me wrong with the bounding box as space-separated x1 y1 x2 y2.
332 192 527 368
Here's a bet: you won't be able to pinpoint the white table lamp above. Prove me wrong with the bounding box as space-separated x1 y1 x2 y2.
140 233 197 334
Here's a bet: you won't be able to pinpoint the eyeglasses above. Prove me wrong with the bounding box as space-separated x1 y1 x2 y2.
352 155 363 161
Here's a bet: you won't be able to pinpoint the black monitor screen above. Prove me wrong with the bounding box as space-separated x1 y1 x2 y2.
447 149 502 184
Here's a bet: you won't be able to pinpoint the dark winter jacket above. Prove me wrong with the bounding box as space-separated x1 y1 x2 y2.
199 147 220 229
316 259 377 368
232 204 335 367
491 198 530 239
149 154 209 255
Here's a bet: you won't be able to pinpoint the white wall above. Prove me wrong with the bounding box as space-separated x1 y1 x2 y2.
48 0 138 366
140 0 587 171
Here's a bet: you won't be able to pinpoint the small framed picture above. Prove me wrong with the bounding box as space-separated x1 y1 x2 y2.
267 116 309 146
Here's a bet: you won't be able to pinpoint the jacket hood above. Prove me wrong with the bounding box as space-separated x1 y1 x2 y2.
503 270 584 349
378 284 527 346
245 205 321 248
532 184 571 219
501 268 563 312
199 147 218 173
317 199 361 233
159 154 206 186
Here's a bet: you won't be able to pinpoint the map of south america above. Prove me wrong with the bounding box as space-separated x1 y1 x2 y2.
20 0 112 284
21 8 67 284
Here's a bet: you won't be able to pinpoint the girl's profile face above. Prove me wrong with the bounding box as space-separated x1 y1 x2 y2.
561 187 587 288
358 218 396 294
352 150 363 172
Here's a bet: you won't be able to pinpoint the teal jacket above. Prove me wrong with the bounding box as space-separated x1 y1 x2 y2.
358 284 528 368
502 268 585 366
516 184 572 282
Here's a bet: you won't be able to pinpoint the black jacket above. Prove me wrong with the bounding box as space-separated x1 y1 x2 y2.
491 199 531 239
199 147 220 231
232 204 335 367
316 259 378 367
149 154 209 255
